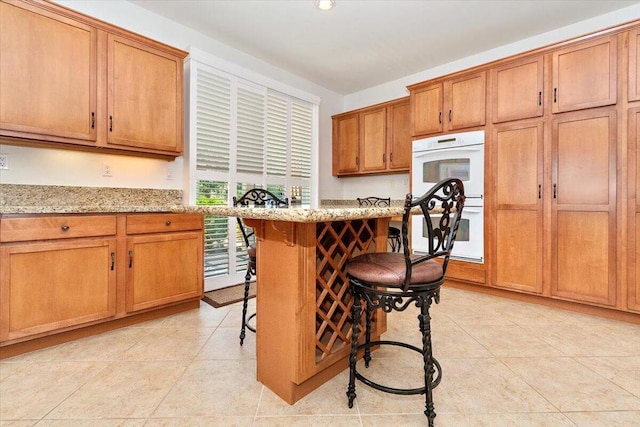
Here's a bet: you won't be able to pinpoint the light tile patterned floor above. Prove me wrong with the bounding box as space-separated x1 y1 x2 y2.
1 287 640 426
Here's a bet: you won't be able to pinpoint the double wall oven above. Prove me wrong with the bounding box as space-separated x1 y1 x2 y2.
411 130 485 263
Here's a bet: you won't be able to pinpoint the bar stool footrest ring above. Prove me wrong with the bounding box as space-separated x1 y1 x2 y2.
354 339 442 394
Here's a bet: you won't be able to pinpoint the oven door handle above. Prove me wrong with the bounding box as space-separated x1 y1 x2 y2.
462 208 482 214
413 146 483 158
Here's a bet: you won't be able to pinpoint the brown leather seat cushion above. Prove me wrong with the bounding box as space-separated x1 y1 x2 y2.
346 253 443 287
247 243 257 259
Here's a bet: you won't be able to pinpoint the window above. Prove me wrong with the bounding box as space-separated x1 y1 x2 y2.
185 51 319 290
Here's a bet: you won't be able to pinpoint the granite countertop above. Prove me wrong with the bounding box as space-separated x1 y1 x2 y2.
0 185 183 215
171 205 409 223
0 185 416 219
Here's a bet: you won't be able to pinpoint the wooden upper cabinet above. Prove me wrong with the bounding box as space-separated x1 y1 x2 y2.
411 83 443 136
332 98 411 176
491 56 544 123
0 0 98 142
410 71 486 137
387 98 411 170
360 107 387 172
630 107 640 312
332 114 359 175
552 35 617 113
107 35 183 154
630 27 640 102
0 0 186 157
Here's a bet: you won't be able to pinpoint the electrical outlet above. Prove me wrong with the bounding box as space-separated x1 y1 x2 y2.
102 162 112 177
166 164 174 180
0 154 8 170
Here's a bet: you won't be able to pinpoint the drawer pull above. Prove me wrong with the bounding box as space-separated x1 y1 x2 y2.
165 220 172 226
110 252 115 271
61 225 70 231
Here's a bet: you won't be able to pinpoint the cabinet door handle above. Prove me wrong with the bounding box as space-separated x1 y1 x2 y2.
61 225 70 231
356 156 359 167
538 184 541 199
382 153 386 163
165 220 172 226
448 109 452 122
91 112 95 129
390 153 393 162
110 252 115 271
553 183 557 199
538 92 542 106
553 88 557 103
109 115 113 132
438 111 442 124
128 250 133 268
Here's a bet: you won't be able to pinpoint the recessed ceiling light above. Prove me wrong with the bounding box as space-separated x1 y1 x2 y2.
314 0 336 11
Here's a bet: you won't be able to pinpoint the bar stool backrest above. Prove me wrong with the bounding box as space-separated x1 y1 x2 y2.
400 178 466 292
232 188 289 250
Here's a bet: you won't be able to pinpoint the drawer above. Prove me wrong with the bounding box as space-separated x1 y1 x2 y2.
126 213 203 234
0 215 117 243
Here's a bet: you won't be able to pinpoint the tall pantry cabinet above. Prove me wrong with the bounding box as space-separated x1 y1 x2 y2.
487 31 623 311
628 27 640 312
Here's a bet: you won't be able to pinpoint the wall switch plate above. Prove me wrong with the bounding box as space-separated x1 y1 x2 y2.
102 162 112 177
0 154 8 170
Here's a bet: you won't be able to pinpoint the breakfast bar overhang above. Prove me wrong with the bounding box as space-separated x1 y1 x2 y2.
174 205 404 404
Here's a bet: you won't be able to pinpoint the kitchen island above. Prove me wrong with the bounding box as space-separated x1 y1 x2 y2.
174 204 402 404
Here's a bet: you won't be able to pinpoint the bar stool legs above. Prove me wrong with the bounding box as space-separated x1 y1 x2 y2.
239 263 255 346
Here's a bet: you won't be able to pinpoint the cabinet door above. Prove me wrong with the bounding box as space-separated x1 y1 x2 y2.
0 1 97 142
332 114 359 175
387 99 411 171
360 107 387 172
126 231 203 313
493 122 543 294
411 83 443 136
629 107 640 312
630 28 640 102
491 56 544 123
108 34 183 154
551 110 616 306
447 71 486 131
0 239 116 342
552 36 617 113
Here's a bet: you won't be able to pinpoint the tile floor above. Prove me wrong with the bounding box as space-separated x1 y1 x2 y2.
1 287 640 426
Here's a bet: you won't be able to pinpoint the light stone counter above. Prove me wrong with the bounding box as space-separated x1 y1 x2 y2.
0 184 182 214
171 205 410 223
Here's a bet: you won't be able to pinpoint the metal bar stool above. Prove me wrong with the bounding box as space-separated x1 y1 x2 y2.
346 179 465 426
357 196 402 252
233 188 288 345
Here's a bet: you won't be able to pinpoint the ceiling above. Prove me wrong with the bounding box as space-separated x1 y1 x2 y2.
128 0 639 95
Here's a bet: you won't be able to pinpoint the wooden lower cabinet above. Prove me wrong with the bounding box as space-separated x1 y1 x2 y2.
0 238 116 342
0 213 204 348
126 231 203 313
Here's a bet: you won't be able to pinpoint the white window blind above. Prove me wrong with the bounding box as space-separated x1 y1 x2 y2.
291 101 312 179
266 94 287 177
236 87 265 174
187 55 318 291
195 69 231 172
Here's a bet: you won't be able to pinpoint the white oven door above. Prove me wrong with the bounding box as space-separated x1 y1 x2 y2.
411 144 484 202
411 207 484 263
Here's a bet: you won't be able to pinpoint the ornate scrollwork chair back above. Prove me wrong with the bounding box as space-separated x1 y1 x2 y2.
232 188 289 345
356 196 402 252
345 178 465 426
